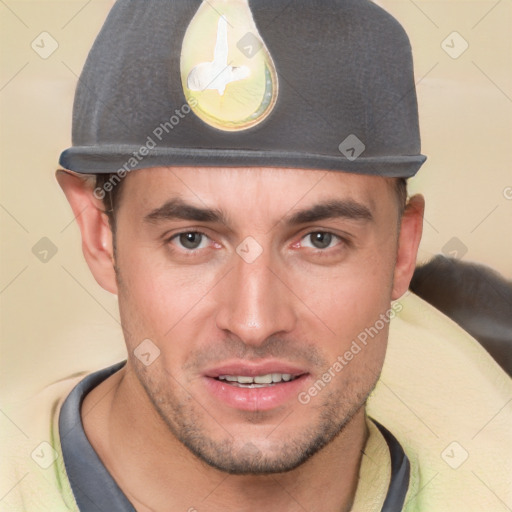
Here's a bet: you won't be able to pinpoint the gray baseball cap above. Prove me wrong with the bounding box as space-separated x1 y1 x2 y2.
59 0 426 177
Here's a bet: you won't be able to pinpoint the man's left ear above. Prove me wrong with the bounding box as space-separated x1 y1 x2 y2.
391 194 425 300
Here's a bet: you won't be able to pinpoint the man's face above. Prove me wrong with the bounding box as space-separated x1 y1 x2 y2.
113 166 400 474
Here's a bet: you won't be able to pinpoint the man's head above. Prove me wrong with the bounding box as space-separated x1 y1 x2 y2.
57 0 426 475
57 165 424 474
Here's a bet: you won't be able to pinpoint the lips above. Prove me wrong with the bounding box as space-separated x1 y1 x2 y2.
202 361 309 411
204 361 307 379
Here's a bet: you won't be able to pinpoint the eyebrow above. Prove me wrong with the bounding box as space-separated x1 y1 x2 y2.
285 199 373 225
144 198 227 224
143 197 373 226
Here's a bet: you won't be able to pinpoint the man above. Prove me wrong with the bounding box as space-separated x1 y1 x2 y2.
2 1 510 511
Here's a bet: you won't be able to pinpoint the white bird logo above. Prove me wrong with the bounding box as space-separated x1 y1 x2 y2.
187 16 250 96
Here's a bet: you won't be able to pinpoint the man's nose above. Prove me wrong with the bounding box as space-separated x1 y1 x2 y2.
214 245 297 346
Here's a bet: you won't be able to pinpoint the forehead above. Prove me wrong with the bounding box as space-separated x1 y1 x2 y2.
119 166 394 222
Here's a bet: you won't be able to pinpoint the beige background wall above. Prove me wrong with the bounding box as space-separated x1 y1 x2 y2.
1 0 511 401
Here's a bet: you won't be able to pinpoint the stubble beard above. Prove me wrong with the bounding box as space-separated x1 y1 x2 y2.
132 361 378 476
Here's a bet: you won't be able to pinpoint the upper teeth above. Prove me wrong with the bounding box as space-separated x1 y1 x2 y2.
218 373 294 384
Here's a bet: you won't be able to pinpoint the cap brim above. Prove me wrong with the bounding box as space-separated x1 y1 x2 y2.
59 145 426 178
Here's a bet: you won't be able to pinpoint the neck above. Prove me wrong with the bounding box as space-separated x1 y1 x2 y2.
82 364 368 512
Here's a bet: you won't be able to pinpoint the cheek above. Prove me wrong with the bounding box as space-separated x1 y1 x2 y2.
294 246 395 340
115 244 221 351
288 244 396 384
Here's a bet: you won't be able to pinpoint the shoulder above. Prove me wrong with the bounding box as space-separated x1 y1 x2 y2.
368 292 512 511
0 373 87 512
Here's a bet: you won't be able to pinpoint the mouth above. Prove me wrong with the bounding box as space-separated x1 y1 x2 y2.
215 373 301 388
203 362 309 411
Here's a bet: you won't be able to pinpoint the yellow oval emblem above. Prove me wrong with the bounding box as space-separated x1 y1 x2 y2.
180 1 278 131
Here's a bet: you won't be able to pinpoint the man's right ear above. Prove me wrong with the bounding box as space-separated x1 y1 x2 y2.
56 170 118 295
